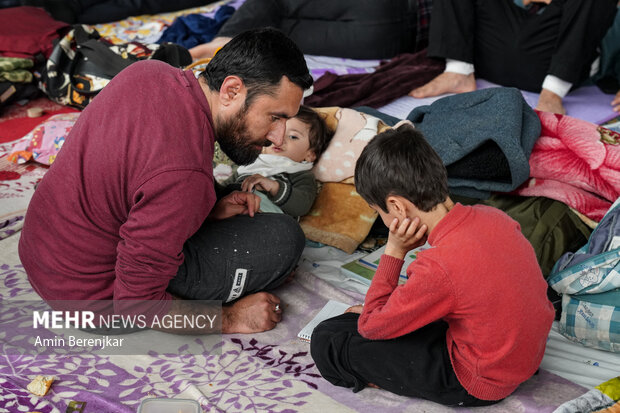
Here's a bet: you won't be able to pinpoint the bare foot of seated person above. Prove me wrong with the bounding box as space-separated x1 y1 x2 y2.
536 88 566 115
409 72 477 99
222 291 283 334
190 36 232 59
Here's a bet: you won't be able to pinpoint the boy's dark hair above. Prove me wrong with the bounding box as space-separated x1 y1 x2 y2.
199 28 313 107
295 105 331 160
354 123 449 213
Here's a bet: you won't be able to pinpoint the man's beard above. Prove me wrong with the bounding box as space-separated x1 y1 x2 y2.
216 106 268 165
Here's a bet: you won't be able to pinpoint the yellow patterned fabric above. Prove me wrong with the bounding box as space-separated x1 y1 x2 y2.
300 181 377 254
93 0 231 45
597 377 620 402
0 57 34 83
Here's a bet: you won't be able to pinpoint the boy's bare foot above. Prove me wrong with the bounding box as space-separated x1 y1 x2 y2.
536 89 565 115
409 72 477 98
189 36 232 59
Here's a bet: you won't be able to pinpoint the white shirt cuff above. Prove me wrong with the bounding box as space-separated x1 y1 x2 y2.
444 59 475 76
542 75 572 98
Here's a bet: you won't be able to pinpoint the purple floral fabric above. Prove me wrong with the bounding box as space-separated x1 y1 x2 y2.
0 237 590 412
0 3 594 409
0 141 47 240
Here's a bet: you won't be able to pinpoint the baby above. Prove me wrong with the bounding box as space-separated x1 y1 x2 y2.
223 105 331 217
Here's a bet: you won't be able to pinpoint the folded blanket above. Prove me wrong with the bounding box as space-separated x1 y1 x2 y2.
304 50 444 109
0 57 33 83
514 111 620 222
156 5 235 49
407 87 541 198
300 181 377 254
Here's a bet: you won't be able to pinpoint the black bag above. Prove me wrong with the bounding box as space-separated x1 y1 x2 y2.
39 25 192 109
0 81 40 115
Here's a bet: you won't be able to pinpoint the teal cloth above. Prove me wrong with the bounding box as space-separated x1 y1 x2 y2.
255 191 283 214
406 87 541 199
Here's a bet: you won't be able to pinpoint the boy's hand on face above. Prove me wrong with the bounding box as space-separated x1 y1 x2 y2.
241 174 280 196
384 217 428 260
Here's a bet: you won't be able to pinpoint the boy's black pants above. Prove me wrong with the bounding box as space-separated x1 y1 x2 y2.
310 313 500 407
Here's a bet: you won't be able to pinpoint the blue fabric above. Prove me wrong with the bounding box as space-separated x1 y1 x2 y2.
354 106 400 126
157 5 235 49
406 87 540 198
357 89 541 199
548 198 620 352
559 294 620 352
549 198 620 295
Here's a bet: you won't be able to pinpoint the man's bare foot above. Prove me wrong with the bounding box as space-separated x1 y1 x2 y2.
189 36 232 59
409 72 477 98
222 292 282 333
367 383 380 389
536 89 565 115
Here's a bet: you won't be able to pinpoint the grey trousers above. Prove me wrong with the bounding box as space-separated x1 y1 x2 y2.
168 213 305 302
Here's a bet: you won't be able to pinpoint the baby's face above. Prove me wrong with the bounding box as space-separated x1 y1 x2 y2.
263 117 315 163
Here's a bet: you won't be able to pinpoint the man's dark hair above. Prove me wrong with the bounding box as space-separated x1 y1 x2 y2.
200 28 313 107
354 123 449 213
294 105 332 160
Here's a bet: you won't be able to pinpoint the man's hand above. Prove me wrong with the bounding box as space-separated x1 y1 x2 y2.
241 174 280 196
222 292 283 333
612 90 620 113
345 304 363 314
208 190 260 220
384 217 428 260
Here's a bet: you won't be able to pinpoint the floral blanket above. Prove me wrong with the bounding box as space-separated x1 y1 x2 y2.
515 111 620 222
0 147 46 239
0 2 606 412
0 233 591 413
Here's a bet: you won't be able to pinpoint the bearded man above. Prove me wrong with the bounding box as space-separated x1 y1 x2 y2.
19 28 313 334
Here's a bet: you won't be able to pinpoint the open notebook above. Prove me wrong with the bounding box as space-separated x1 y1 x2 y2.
297 300 351 343
340 242 430 286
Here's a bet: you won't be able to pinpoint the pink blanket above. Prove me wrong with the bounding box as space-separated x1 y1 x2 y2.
514 111 620 222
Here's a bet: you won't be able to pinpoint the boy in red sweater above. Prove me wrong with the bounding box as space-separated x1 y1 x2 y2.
310 123 555 406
